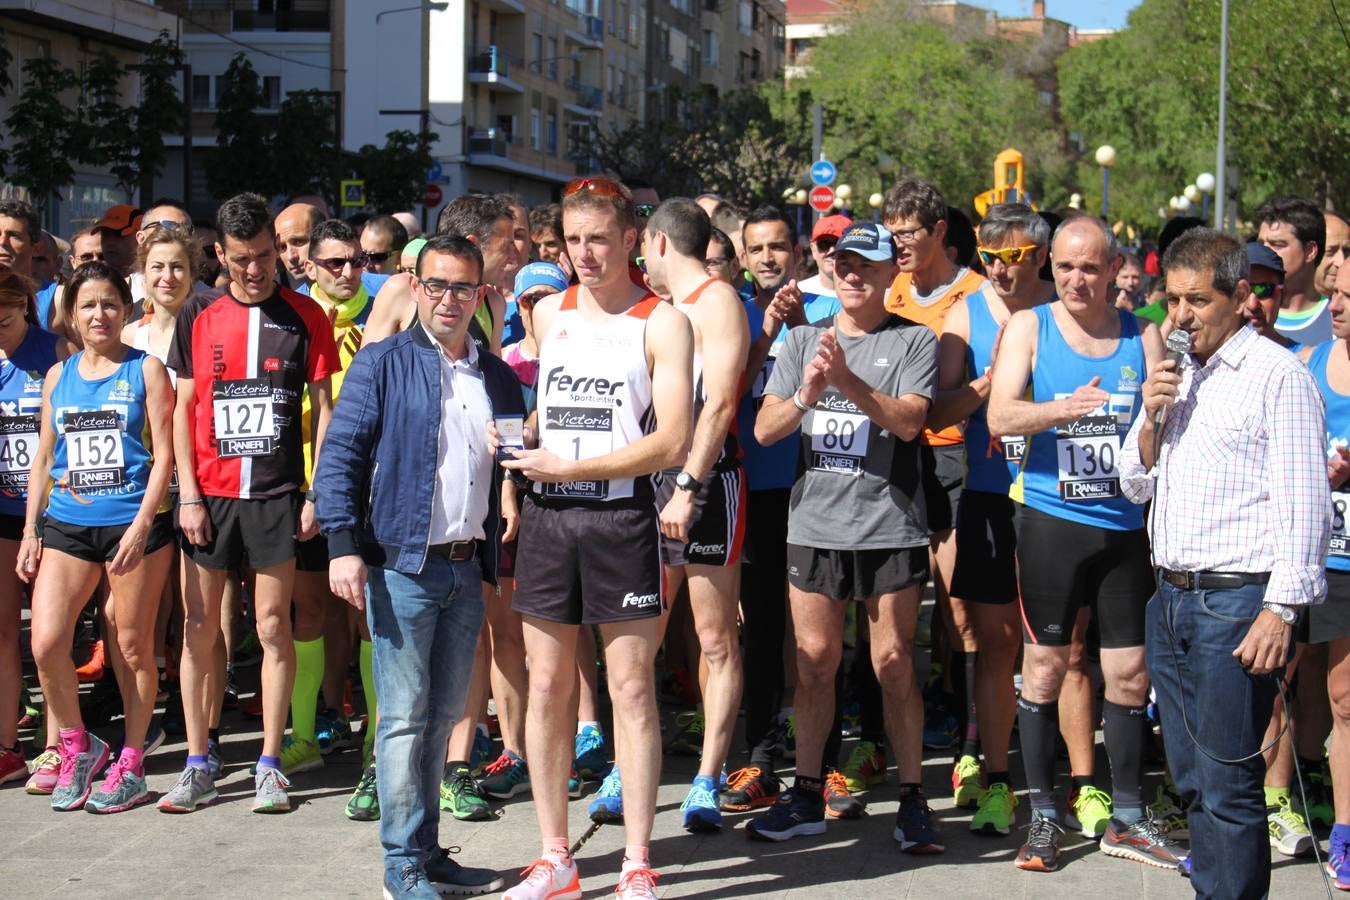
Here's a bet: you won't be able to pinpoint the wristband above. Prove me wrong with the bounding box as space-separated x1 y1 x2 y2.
177 498 204 507
304 489 317 503
792 390 811 413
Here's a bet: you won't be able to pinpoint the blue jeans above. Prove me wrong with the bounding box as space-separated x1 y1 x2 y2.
367 556 484 877
1146 581 1281 900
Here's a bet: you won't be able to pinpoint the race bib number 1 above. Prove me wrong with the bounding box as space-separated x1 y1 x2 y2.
213 379 276 458
63 410 125 489
1056 414 1119 501
0 414 38 489
541 405 614 500
808 408 870 474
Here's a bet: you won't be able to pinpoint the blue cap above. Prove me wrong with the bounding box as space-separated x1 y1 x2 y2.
828 223 896 262
513 261 569 297
1246 242 1284 280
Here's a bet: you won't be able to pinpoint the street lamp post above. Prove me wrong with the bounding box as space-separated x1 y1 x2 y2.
787 188 807 237
835 183 852 218
1196 172 1216 224
869 192 883 224
1095 145 1117 219
376 2 449 23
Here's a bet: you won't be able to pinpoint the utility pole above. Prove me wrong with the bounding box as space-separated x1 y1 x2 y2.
1214 0 1230 232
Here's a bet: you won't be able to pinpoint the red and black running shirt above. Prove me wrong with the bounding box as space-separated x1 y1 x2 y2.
167 287 340 500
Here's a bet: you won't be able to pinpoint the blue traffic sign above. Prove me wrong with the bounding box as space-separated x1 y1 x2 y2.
810 159 837 186
427 160 443 182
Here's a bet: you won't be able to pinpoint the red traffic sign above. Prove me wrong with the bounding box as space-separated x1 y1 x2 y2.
422 183 443 207
808 185 835 212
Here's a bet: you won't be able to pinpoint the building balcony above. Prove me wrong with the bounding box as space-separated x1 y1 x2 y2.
565 15 604 49
467 127 510 157
563 80 603 117
154 1 331 33
478 0 526 14
468 47 525 93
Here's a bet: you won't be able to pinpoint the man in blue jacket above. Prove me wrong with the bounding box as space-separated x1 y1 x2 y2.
315 235 525 899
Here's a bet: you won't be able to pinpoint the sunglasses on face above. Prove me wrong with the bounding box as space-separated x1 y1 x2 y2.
397 264 417 275
365 251 392 264
814 238 838 254
976 244 1039 266
75 252 107 263
1249 282 1279 299
312 254 368 274
704 256 729 269
419 279 480 302
517 290 552 306
634 203 656 218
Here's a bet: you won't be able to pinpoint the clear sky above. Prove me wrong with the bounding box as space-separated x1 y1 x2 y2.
981 0 1142 30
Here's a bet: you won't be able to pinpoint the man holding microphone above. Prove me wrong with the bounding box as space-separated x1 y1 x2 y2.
1119 228 1330 899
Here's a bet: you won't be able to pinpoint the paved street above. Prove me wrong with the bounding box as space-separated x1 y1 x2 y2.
0 683 1329 899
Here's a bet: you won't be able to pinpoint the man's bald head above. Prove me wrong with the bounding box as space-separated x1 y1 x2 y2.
1051 215 1122 309
274 203 324 283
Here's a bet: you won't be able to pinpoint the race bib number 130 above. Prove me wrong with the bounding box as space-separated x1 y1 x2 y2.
1056 415 1119 501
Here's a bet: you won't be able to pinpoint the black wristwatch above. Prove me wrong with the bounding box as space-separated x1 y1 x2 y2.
675 471 702 494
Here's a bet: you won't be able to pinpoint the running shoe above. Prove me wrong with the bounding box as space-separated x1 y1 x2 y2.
158 766 218 813
668 711 705 757
26 747 60 795
1306 764 1335 830
252 765 291 814
1066 784 1112 839
951 754 984 808
206 743 224 780
970 781 1018 836
746 788 826 841
614 865 659 900
469 728 494 775
222 671 240 711
479 749 530 799
279 735 323 775
719 766 781 811
1014 811 1064 872
1101 815 1187 868
778 714 796 761
440 764 492 821
425 846 504 896
894 793 944 854
1267 793 1314 857
680 776 722 832
0 745 26 785
1147 783 1188 840
1327 832 1350 891
841 740 887 792
346 760 380 822
142 722 166 756
568 767 583 799
573 724 608 778
75 639 105 683
823 769 864 819
922 711 958 750
502 856 581 900
588 765 624 823
85 760 149 814
315 709 354 756
51 732 109 811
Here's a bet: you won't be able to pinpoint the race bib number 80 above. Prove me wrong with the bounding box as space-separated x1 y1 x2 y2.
808 408 870 474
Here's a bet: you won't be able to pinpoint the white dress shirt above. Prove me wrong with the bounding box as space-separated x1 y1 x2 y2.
1119 324 1330 606
424 325 494 544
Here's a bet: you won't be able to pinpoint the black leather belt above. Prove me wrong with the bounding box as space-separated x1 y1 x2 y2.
1158 568 1271 591
429 540 478 561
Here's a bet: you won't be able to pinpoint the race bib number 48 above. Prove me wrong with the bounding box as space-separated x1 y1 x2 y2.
1056 414 1119 501
63 409 125 489
213 379 276 458
0 414 38 488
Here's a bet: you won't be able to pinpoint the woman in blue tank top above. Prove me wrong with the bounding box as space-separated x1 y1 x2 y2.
0 270 64 789
18 262 176 814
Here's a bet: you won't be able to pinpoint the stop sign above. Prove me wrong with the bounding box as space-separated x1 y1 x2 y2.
422 183 443 206
808 185 835 212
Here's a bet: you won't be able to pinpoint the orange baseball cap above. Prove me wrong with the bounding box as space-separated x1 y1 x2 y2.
811 214 852 242
95 204 143 237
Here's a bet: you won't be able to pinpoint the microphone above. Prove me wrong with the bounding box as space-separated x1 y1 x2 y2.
1154 329 1192 429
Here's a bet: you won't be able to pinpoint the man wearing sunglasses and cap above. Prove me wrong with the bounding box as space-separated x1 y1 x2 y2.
499 176 692 900
1243 241 1296 350
926 203 1055 837
751 222 942 853
799 214 851 307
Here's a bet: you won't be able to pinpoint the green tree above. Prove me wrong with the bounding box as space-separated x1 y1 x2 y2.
353 128 438 212
4 57 79 214
73 51 136 195
131 32 187 205
0 31 13 174
272 89 344 207
205 53 275 200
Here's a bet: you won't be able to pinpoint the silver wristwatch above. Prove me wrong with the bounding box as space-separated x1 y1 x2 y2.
1261 602 1298 625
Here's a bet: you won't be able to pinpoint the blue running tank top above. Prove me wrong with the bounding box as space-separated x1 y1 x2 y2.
0 326 60 517
1308 339 1350 572
47 349 157 526
1011 304 1146 531
963 288 1023 494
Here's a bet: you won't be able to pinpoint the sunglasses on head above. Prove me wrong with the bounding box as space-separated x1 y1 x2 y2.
634 203 656 218
1249 282 1279 299
564 176 626 199
976 244 1039 266
139 219 193 234
312 254 368 273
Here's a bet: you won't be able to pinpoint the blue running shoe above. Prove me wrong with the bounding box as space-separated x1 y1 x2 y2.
588 764 623 823
1329 824 1350 890
573 724 609 778
681 775 722 832
479 749 530 799
746 788 826 842
142 722 166 756
469 728 494 775
315 709 354 756
894 793 944 854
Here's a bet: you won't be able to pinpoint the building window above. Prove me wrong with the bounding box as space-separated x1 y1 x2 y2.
607 64 616 100
262 76 281 110
547 37 559 79
530 108 541 150
738 1 752 35
547 112 557 154
1038 89 1054 107
532 33 543 69
703 29 718 66
191 74 211 110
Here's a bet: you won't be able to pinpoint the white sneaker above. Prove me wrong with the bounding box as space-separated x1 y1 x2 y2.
502 856 581 900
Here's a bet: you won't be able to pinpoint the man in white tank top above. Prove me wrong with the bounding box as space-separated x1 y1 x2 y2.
500 177 693 900
643 198 750 833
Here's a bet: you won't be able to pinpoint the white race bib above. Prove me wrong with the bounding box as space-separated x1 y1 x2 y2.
541 405 615 500
213 379 276 458
808 408 870 474
0 414 38 489
1332 490 1350 558
1055 414 1119 501
63 409 125 489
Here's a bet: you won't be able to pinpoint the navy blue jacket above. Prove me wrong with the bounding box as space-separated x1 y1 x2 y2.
315 324 526 584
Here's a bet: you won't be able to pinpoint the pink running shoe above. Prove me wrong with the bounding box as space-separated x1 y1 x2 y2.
25 748 60 795
502 856 582 900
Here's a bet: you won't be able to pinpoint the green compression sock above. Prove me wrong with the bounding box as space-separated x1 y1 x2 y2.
291 637 325 742
359 639 377 757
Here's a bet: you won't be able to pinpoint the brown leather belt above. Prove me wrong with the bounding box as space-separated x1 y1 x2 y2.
1158 568 1270 591
429 540 478 561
